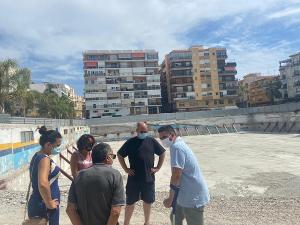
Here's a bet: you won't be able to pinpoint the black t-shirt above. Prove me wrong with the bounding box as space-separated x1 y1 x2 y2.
68 164 125 225
117 136 166 183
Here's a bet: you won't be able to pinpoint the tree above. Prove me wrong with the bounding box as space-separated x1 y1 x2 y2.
267 79 282 105
37 90 75 119
13 68 31 116
0 59 18 113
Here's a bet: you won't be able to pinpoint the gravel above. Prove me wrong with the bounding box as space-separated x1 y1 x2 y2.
1 190 300 225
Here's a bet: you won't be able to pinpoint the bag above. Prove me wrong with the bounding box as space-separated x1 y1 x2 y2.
21 155 49 225
22 218 48 225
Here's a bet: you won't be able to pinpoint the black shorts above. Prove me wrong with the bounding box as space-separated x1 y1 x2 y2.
126 178 155 205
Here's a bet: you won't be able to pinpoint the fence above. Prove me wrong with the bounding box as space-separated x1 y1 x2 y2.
2 102 300 126
0 114 85 126
87 102 300 125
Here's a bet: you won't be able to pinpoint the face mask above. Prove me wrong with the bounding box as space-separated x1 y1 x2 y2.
138 133 148 139
51 146 61 155
86 143 94 152
161 137 173 148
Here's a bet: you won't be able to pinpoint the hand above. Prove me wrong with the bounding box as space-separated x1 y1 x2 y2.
163 197 173 208
125 168 135 176
151 167 160 174
46 199 59 209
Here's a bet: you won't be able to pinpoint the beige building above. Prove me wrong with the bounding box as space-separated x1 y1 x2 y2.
248 76 279 106
73 95 85 118
161 46 238 112
238 73 262 107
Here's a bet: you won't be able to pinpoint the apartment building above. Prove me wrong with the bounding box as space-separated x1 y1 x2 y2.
238 73 262 107
279 52 300 99
248 76 279 106
161 45 238 112
73 95 85 118
83 50 161 118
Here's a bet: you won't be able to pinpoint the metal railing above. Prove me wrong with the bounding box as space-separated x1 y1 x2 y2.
0 115 85 126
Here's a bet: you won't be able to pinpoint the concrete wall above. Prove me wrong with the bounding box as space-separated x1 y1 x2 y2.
87 102 300 125
0 124 90 176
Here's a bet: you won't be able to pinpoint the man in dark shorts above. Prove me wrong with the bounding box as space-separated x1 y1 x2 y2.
66 143 125 225
118 122 166 225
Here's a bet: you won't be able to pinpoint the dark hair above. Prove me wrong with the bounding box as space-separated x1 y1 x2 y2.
77 134 95 152
39 126 62 147
91 142 112 164
157 125 176 135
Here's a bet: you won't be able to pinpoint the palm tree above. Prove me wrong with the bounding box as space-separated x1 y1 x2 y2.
13 68 31 116
0 59 18 113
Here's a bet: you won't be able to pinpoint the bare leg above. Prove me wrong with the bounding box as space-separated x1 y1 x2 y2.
143 202 152 225
124 204 135 225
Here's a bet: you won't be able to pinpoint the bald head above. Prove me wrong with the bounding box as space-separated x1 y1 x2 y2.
136 122 148 133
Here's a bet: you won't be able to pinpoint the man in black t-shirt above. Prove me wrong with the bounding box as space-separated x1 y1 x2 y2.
118 122 166 225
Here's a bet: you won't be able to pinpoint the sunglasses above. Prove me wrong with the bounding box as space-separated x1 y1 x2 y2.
159 136 170 140
108 153 116 159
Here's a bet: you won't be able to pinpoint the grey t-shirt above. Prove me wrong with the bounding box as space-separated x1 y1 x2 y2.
68 164 125 225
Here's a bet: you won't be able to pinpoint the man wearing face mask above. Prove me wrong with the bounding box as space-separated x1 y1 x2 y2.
158 125 210 225
118 122 166 225
67 142 125 225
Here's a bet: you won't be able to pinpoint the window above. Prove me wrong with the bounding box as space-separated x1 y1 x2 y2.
21 131 34 143
64 129 68 135
93 104 96 108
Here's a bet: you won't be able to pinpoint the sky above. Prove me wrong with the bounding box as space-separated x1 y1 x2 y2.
0 0 300 96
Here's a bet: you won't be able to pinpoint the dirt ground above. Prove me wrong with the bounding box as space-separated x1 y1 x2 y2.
1 133 300 225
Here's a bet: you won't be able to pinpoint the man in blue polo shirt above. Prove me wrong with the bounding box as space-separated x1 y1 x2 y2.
158 125 210 225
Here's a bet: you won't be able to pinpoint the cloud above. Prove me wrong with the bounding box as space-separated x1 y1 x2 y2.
268 7 300 19
0 0 299 95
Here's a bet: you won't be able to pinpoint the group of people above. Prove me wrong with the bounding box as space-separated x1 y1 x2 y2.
27 122 210 225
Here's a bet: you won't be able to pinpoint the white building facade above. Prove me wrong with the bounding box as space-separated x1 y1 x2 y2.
83 50 162 118
280 52 300 99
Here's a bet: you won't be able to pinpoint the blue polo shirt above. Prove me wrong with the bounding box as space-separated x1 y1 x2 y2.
170 137 210 208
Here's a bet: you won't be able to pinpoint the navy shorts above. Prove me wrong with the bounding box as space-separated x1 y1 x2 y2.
126 178 155 205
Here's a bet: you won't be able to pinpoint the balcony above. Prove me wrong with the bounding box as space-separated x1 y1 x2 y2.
219 70 237 75
148 99 162 106
171 82 194 86
225 62 237 67
131 102 146 107
120 88 134 91
293 71 300 76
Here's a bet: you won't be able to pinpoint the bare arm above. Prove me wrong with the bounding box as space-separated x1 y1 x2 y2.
151 152 166 174
70 153 79 178
164 167 182 208
117 154 134 176
66 203 83 225
106 206 122 225
38 157 58 209
156 152 166 169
